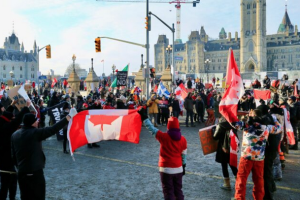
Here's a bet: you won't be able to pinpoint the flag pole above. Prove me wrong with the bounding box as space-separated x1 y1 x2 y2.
225 48 232 90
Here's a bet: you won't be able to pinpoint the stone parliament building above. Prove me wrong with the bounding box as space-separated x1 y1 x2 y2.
0 32 39 83
154 0 300 79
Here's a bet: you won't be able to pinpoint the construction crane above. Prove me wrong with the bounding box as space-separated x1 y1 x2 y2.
96 0 200 40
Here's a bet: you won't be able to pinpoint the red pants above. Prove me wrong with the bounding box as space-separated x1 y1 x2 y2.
235 158 264 200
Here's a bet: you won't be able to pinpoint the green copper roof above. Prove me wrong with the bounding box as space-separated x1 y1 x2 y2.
277 24 286 34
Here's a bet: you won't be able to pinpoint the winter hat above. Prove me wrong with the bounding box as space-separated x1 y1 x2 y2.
63 102 70 110
167 117 180 130
288 96 296 102
22 113 37 127
256 105 269 116
2 111 14 120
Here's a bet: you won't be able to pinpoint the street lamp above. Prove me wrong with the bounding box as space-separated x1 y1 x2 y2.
112 64 116 82
205 59 211 83
166 45 172 68
72 54 76 72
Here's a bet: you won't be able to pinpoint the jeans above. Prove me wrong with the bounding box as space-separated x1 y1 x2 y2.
18 169 46 200
0 167 17 200
173 110 180 118
160 172 184 200
149 113 158 124
185 110 194 126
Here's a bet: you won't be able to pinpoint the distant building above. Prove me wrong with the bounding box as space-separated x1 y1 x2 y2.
154 0 300 76
0 31 39 82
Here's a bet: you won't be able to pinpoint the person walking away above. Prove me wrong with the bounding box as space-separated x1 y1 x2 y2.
171 94 181 118
138 108 187 200
0 100 31 200
213 117 239 190
11 109 76 200
184 92 195 127
147 94 160 127
187 78 192 89
195 95 205 123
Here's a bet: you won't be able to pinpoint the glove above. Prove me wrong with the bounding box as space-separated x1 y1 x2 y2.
68 108 78 118
182 164 186 176
138 107 148 121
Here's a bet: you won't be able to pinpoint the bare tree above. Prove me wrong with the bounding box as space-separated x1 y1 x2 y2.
65 63 81 76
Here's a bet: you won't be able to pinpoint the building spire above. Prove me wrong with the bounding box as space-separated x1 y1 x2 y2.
12 21 14 34
285 0 287 12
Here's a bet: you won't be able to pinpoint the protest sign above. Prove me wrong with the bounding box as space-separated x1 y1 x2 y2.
199 125 218 155
48 101 65 141
117 71 128 86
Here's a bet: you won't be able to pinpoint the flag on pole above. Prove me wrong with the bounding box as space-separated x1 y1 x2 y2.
219 49 245 123
67 109 142 154
253 89 271 106
157 82 170 98
175 83 188 100
51 78 58 88
229 130 239 168
110 64 129 88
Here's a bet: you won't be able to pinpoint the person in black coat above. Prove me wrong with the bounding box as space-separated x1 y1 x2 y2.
11 110 74 200
48 91 60 107
263 75 271 89
60 103 71 154
0 100 31 200
213 117 239 190
195 95 205 122
187 78 192 89
171 94 181 118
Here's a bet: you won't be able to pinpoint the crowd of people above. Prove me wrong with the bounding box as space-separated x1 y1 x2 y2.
0 74 300 200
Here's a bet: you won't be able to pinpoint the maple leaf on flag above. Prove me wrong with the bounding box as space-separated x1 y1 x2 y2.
89 115 119 131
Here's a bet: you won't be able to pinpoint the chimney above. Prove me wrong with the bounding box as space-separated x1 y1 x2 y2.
235 32 238 41
228 32 231 42
295 25 298 36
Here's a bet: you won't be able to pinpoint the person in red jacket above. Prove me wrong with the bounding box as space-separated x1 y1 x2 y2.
138 108 187 200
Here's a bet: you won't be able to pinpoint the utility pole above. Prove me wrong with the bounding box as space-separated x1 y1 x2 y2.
146 0 150 99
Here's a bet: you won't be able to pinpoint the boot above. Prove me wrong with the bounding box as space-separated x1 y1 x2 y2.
220 177 231 190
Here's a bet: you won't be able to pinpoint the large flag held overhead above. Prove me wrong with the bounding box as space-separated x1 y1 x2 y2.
111 64 129 88
67 109 142 155
219 49 245 123
175 83 188 100
253 89 271 106
51 78 58 88
157 82 170 98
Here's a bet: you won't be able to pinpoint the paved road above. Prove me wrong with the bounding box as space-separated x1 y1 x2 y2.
43 119 300 200
13 119 300 199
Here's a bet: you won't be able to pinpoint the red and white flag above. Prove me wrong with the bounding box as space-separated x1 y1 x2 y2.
51 78 58 88
67 109 142 154
175 83 187 112
253 89 271 106
0 89 4 99
294 84 298 97
219 49 244 123
229 130 239 168
282 108 295 145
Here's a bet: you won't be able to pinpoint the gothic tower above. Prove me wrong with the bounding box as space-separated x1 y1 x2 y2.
240 0 267 72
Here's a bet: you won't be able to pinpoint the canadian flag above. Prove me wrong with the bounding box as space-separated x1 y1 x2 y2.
175 83 187 112
219 49 245 123
229 130 239 168
51 78 58 88
253 89 271 106
67 109 142 154
0 89 4 99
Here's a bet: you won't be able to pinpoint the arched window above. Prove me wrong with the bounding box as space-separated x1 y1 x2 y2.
253 3 256 9
3 65 5 70
20 66 22 71
248 40 254 52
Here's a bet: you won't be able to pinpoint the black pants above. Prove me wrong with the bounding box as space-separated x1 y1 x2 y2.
0 167 17 200
197 111 204 122
63 131 68 151
264 153 277 200
221 162 237 178
18 169 45 200
161 113 169 125
160 172 184 200
185 110 194 126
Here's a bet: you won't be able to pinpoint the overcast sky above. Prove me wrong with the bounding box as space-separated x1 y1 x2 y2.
0 0 299 76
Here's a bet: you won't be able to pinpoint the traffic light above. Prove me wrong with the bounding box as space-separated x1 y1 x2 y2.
46 45 51 59
150 68 155 78
95 37 101 52
145 16 151 31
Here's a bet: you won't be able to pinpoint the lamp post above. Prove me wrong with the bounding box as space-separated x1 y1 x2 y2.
166 45 172 68
112 64 116 82
72 54 76 72
205 59 211 83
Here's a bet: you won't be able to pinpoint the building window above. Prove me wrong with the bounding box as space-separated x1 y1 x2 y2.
248 41 254 52
3 74 6 78
3 66 5 70
20 66 22 71
253 3 256 9
20 74 22 78
12 66 14 70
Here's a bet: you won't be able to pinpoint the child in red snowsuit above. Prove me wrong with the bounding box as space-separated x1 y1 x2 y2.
138 108 187 200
